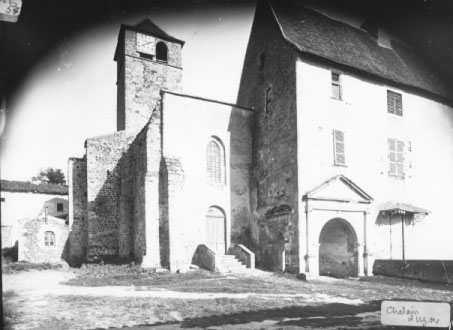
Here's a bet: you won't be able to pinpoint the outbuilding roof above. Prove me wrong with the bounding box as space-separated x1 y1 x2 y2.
269 0 452 102
0 180 68 195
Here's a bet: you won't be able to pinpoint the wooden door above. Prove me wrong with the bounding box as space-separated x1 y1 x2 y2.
206 207 225 254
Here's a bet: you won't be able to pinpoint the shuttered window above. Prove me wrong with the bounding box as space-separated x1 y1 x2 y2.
387 90 403 116
333 130 346 166
388 138 405 178
331 72 342 100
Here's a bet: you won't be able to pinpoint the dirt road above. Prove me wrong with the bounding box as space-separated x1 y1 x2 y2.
3 269 452 330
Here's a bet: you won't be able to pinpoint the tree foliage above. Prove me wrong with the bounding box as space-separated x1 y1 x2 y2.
31 167 66 185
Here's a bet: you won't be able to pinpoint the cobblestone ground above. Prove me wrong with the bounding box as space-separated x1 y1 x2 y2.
2 269 452 330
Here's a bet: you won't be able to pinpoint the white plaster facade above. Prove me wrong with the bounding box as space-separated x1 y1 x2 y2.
296 58 453 273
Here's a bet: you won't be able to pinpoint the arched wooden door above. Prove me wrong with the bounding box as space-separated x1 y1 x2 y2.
206 207 226 254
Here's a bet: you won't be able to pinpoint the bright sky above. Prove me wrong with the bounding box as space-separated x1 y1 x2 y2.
1 2 255 182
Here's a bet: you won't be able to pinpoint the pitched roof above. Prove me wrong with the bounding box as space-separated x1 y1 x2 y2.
269 0 452 102
123 19 185 45
304 174 373 203
0 180 68 195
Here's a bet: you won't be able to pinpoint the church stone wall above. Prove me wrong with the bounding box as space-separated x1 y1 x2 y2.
237 1 300 272
68 157 88 264
122 127 148 261
86 131 135 261
161 92 253 271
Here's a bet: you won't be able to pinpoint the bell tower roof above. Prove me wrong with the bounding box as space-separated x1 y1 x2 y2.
132 19 185 45
114 18 184 61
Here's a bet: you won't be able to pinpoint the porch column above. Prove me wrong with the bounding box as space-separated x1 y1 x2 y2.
356 243 365 276
363 210 374 276
304 203 318 276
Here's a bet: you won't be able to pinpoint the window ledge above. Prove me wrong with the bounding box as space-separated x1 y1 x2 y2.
388 174 405 180
387 112 403 118
207 182 227 188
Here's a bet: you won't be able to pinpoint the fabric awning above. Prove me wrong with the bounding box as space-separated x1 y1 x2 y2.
379 201 430 215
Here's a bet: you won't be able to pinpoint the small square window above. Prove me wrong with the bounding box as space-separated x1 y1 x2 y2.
57 203 64 212
331 72 342 100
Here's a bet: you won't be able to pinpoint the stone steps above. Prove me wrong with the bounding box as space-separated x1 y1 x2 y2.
219 254 247 273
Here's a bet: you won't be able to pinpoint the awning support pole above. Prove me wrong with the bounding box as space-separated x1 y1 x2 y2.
401 213 405 262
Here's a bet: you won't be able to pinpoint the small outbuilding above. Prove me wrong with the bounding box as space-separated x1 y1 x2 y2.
18 215 69 263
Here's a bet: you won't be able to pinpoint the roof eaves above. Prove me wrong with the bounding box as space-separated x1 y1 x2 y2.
267 1 453 105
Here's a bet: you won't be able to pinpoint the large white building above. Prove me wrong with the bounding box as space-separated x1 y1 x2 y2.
238 0 453 276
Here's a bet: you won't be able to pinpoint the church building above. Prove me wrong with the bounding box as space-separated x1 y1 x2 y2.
69 0 453 276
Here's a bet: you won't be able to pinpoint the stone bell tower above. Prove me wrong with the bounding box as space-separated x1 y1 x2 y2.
114 19 184 132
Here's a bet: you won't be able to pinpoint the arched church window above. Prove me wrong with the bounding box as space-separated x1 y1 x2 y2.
44 231 55 247
156 42 168 62
206 139 224 184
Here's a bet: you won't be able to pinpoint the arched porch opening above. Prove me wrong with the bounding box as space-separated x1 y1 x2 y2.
319 218 358 278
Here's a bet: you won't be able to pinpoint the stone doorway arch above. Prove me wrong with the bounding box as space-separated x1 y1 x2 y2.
319 218 358 278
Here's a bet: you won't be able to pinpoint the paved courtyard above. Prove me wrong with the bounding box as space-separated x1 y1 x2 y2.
2 267 452 330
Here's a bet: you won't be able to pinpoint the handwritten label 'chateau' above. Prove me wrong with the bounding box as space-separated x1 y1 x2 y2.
381 301 450 328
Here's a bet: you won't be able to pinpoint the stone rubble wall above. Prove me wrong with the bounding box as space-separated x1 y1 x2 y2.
19 216 69 263
373 259 453 284
86 131 135 261
68 157 88 264
237 1 300 272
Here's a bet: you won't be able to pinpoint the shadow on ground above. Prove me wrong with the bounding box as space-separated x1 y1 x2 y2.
124 301 382 329
359 275 453 292
126 300 453 329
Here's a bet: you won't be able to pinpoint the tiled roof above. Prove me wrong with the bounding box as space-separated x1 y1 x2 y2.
0 180 68 195
269 0 452 101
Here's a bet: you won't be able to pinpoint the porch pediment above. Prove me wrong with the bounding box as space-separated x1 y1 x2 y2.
304 175 373 204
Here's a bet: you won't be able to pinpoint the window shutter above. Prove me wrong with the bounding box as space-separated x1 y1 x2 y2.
387 90 403 116
387 91 394 113
396 140 404 177
405 141 412 179
388 138 397 175
395 94 403 116
333 130 346 166
388 138 405 178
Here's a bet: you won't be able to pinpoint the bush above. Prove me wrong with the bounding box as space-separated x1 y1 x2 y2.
2 241 18 262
